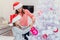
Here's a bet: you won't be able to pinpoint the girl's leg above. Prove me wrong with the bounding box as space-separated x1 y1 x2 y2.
22 32 30 40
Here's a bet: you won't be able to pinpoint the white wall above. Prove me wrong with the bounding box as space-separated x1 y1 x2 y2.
0 0 20 21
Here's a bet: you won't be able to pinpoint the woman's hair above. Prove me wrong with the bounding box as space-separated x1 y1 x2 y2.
15 7 25 16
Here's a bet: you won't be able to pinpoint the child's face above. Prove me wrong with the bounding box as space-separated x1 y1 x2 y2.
15 20 21 26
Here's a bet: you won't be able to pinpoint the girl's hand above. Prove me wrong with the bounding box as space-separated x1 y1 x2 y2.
29 23 33 28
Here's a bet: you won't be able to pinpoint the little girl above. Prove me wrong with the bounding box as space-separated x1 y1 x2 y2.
9 15 32 40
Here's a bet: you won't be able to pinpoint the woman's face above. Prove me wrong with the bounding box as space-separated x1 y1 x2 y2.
17 7 22 13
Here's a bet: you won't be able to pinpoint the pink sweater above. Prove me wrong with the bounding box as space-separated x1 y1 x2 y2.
19 9 34 26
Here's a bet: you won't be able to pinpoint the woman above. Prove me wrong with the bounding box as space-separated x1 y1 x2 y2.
9 2 35 40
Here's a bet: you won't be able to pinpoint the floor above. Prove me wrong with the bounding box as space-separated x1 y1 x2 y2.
0 35 14 40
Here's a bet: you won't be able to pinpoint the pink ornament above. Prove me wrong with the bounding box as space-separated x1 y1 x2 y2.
50 8 53 10
53 28 58 33
42 34 48 39
38 10 43 16
30 27 38 35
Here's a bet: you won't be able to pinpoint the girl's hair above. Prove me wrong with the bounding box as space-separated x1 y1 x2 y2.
13 23 22 29
15 7 25 16
13 23 16 26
